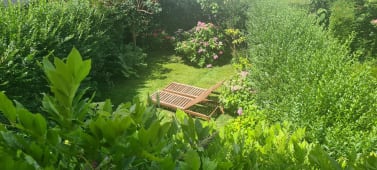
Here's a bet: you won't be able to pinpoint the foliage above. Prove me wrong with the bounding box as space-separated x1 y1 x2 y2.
115 44 147 78
219 56 256 116
157 0 203 34
197 0 250 29
309 0 377 59
0 0 107 111
175 21 225 67
328 0 355 40
0 0 156 111
247 0 377 159
1 48 377 169
0 48 219 169
224 28 247 55
98 0 162 46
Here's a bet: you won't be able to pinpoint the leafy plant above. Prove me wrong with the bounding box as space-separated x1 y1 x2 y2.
197 0 250 29
246 0 377 159
116 44 147 78
1 48 377 169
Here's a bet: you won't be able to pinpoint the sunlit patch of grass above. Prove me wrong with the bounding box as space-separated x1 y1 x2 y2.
102 50 235 106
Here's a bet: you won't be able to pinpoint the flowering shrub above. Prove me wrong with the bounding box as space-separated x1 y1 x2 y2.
219 55 256 116
175 21 225 67
219 71 257 116
142 29 175 49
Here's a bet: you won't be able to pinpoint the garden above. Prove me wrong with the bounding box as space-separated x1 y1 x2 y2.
1 0 377 169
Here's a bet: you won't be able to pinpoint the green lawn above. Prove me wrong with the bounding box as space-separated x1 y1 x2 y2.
102 50 236 106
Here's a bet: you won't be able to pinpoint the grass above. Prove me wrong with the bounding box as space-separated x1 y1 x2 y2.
101 49 236 106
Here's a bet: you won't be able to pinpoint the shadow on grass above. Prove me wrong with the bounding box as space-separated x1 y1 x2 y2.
180 50 233 68
97 49 176 106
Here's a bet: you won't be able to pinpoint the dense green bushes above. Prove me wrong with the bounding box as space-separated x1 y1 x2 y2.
310 0 377 59
0 0 154 111
246 0 377 159
1 48 376 169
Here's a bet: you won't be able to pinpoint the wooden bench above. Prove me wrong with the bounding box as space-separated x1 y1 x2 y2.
150 81 224 120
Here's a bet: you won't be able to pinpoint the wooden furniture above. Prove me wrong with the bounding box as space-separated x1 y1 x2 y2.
150 81 224 120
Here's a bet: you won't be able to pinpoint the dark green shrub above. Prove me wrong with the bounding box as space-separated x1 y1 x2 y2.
329 0 355 40
0 0 156 110
0 0 109 111
197 0 250 30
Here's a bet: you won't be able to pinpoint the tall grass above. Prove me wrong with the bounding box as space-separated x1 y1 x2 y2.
247 0 377 158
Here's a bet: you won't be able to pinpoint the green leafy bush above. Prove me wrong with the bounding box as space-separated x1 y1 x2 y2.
197 0 250 29
0 0 109 110
175 21 225 67
0 48 219 169
310 0 377 59
1 48 377 169
328 0 355 40
247 0 377 158
0 0 157 110
219 69 256 116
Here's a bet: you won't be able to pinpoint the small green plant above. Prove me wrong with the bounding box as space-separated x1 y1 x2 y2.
224 28 247 55
116 44 147 78
219 69 256 116
175 21 225 67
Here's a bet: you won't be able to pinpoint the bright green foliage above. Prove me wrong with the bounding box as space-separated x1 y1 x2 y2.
247 0 377 159
0 48 221 169
0 0 153 111
1 48 377 169
42 47 91 130
175 21 225 67
219 68 257 116
222 116 314 169
0 0 105 110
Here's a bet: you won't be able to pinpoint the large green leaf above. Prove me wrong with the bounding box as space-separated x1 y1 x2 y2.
0 92 17 123
182 150 201 170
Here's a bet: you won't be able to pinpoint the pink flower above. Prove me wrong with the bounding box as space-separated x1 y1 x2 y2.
219 51 223 55
206 64 212 68
231 85 242 91
371 19 377 25
196 21 207 31
204 42 209 47
197 21 206 27
237 107 243 116
198 48 205 54
240 71 249 78
213 54 218 60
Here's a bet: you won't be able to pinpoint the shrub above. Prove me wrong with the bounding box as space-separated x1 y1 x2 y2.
175 21 225 67
328 0 355 40
219 56 256 116
0 0 156 110
246 0 377 158
0 48 377 169
0 0 108 111
197 0 250 30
